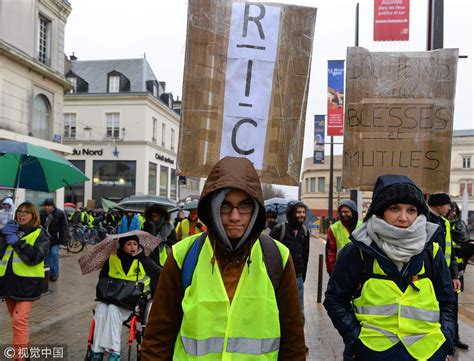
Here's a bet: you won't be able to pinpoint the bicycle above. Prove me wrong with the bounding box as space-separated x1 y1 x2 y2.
67 225 102 253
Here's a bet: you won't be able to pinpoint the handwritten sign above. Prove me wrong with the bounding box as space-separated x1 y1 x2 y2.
342 47 458 192
177 0 317 185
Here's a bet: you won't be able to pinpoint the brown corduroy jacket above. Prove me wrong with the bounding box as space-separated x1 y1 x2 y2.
142 157 305 360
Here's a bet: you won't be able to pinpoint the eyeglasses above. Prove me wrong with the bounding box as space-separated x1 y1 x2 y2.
221 201 254 214
17 211 32 216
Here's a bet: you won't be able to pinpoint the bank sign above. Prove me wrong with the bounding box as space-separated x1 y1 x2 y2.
178 0 316 186
72 148 103 156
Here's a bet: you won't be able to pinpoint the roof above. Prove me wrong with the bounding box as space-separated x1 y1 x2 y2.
69 58 162 93
453 129 474 137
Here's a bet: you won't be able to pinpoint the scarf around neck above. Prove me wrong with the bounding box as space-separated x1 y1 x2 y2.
367 214 427 270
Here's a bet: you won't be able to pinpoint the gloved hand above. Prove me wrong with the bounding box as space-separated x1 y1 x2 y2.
5 232 19 245
2 221 19 235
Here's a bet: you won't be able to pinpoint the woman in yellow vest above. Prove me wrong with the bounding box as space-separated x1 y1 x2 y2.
90 235 160 361
324 174 456 360
0 202 50 358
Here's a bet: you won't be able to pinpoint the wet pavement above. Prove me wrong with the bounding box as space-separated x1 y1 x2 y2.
0 236 473 360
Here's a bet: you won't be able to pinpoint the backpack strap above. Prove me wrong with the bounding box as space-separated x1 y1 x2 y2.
259 234 284 290
279 223 286 242
181 232 207 291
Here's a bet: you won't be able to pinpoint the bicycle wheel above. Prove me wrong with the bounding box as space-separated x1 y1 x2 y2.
67 230 85 253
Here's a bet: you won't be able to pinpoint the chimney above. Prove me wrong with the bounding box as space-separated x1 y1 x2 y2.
70 52 77 61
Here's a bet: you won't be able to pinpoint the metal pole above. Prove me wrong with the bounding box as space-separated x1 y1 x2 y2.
427 0 444 50
317 253 324 303
350 3 360 207
328 136 334 219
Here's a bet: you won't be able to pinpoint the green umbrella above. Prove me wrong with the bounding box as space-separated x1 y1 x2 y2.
0 139 89 193
101 197 119 212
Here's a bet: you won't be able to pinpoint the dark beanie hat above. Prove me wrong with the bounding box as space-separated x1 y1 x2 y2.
428 193 451 207
365 174 428 221
118 235 139 249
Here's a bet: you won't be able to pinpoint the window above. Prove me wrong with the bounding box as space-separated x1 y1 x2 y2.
318 177 325 192
106 113 120 139
152 117 157 142
460 182 473 196
68 77 77 93
463 156 471 169
336 176 342 192
64 160 85 204
63 113 76 138
310 177 316 193
108 76 120 93
32 95 50 140
305 178 309 193
160 166 168 197
149 163 157 195
92 161 136 204
170 169 177 199
153 84 158 97
161 123 166 147
38 15 51 65
171 129 175 151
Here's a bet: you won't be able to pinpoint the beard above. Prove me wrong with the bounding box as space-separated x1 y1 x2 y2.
341 215 352 224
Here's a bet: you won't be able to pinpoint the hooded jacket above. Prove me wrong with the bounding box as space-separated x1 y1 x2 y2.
324 174 455 360
269 201 310 281
142 156 305 360
40 206 69 246
326 200 359 274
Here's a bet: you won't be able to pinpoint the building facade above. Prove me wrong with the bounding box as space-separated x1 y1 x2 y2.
63 58 187 207
0 0 72 206
301 129 474 219
450 129 474 212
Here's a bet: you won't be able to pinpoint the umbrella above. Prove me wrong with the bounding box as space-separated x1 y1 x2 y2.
64 206 76 214
0 140 89 196
101 197 119 212
117 194 177 212
183 200 199 210
264 197 317 227
77 230 163 275
64 202 77 208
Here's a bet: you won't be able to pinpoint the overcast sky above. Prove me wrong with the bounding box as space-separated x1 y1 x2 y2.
65 0 473 198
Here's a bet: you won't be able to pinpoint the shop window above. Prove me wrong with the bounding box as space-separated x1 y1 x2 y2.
149 162 157 195
92 161 136 206
160 166 168 197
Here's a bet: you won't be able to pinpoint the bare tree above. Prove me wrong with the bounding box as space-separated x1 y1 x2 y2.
261 184 286 200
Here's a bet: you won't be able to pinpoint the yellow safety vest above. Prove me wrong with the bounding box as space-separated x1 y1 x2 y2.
153 243 169 268
354 243 445 360
137 214 145 229
177 219 201 239
441 216 452 267
330 220 362 255
108 254 150 286
0 228 44 278
172 234 289 360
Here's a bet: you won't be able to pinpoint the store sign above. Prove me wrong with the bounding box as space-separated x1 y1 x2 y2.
155 153 174 165
72 148 103 156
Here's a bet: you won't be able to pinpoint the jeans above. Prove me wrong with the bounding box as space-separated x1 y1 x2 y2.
296 275 305 324
46 245 60 278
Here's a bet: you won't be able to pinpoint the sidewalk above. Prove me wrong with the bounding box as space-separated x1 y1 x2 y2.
0 239 473 360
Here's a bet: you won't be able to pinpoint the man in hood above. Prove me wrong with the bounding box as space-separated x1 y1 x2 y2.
0 198 15 231
269 201 310 339
428 193 468 350
142 157 305 360
325 200 362 275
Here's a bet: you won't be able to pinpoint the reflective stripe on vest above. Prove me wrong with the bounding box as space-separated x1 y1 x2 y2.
108 255 149 286
330 220 362 255
0 228 44 278
172 234 289 360
354 243 445 360
442 217 452 267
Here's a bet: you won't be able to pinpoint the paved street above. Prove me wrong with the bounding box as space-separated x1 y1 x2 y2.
1 235 474 360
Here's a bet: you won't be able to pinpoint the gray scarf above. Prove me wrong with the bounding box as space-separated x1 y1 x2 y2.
367 215 427 270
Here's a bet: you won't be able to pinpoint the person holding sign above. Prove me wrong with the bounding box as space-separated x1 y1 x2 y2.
142 156 305 360
324 174 455 360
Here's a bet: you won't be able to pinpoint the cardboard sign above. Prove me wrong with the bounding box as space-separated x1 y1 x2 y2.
177 0 317 185
342 47 458 193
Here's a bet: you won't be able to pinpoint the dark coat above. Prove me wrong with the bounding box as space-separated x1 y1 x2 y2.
269 201 310 281
40 207 69 246
0 227 50 300
323 227 456 360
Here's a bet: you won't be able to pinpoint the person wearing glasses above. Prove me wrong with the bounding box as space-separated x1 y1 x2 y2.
0 202 50 359
142 156 305 360
0 197 15 232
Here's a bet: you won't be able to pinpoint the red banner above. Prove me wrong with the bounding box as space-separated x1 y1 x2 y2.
374 0 410 41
